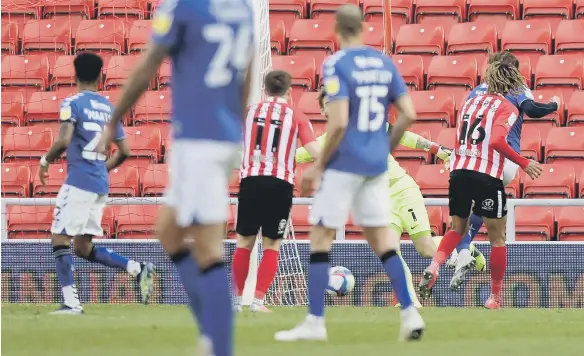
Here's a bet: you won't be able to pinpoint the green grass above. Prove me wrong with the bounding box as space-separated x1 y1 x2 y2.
2 304 584 356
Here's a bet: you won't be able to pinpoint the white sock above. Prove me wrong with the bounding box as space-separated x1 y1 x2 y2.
232 295 242 306
127 260 142 277
62 285 81 307
252 297 264 306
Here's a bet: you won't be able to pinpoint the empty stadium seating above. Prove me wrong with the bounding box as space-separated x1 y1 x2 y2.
2 0 584 241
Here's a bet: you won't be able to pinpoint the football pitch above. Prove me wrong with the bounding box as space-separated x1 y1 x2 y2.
2 305 583 356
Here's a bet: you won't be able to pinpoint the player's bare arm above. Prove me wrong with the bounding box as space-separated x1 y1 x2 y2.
389 94 416 152
400 131 452 162
39 122 75 185
106 137 130 171
101 42 169 150
303 141 321 161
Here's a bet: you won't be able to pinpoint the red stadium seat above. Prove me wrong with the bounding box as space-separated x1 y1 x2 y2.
272 55 316 104
578 0 584 19
567 91 584 127
1 22 19 54
2 126 53 164
579 168 584 197
505 173 520 198
7 206 53 239
32 163 67 197
446 22 498 65
525 90 565 130
521 125 542 161
21 20 72 56
414 0 466 36
394 24 445 70
98 0 145 23
534 55 583 102
362 22 386 52
158 60 171 89
75 20 126 54
435 127 456 150
521 164 575 198
104 55 142 90
116 205 160 239
141 164 169 197
25 91 72 126
1 163 31 197
363 0 413 33
114 126 162 168
134 90 171 124
297 91 325 121
1 0 41 33
479 56 533 88
514 206 554 241
1 55 50 95
270 20 286 55
228 169 240 196
268 0 307 34
394 129 432 166
426 206 445 236
415 164 450 197
310 0 359 21
288 19 338 66
391 55 424 90
128 20 151 54
109 166 140 197
557 207 584 241
410 90 456 127
42 0 94 31
544 127 584 171
290 205 311 239
426 55 478 95
467 0 520 38
50 55 77 90
501 20 552 66
226 204 236 239
1 91 24 126
522 0 573 35
555 20 584 58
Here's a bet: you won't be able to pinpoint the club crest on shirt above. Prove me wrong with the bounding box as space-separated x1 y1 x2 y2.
60 106 72 121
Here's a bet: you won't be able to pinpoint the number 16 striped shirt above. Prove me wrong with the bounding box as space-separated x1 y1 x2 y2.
241 96 317 184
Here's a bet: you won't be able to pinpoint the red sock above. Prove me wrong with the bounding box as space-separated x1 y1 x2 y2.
431 230 463 270
232 247 251 296
255 249 279 299
490 246 507 296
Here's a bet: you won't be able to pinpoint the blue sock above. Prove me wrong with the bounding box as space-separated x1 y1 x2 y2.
308 252 329 317
198 262 233 356
381 250 413 310
456 214 484 252
87 246 130 270
53 245 75 287
170 250 203 330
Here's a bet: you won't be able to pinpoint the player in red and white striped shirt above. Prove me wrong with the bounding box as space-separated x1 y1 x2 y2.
419 60 542 309
232 70 320 312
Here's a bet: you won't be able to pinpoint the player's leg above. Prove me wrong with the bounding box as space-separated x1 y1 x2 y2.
419 171 472 299
49 184 91 314
480 185 508 310
71 195 155 303
356 174 424 341
231 177 261 311
251 178 293 312
275 169 355 342
176 141 239 356
389 227 422 309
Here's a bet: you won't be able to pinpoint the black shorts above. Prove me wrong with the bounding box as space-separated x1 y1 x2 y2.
449 169 507 219
236 176 293 239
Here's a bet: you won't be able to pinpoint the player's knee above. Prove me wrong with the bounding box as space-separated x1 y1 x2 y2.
51 234 70 247
262 236 281 251
73 236 93 258
412 233 436 258
236 234 256 249
309 226 335 252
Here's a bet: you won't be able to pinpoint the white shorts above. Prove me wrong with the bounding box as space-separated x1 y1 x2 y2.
165 139 240 227
503 159 519 186
51 184 107 237
309 169 390 229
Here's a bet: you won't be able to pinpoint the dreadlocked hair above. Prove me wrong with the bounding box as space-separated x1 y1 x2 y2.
484 60 526 97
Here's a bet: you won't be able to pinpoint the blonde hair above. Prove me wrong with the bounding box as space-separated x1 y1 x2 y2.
484 60 526 97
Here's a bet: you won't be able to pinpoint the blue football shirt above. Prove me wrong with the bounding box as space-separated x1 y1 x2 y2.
467 83 533 153
60 91 125 195
150 0 255 143
321 47 408 176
